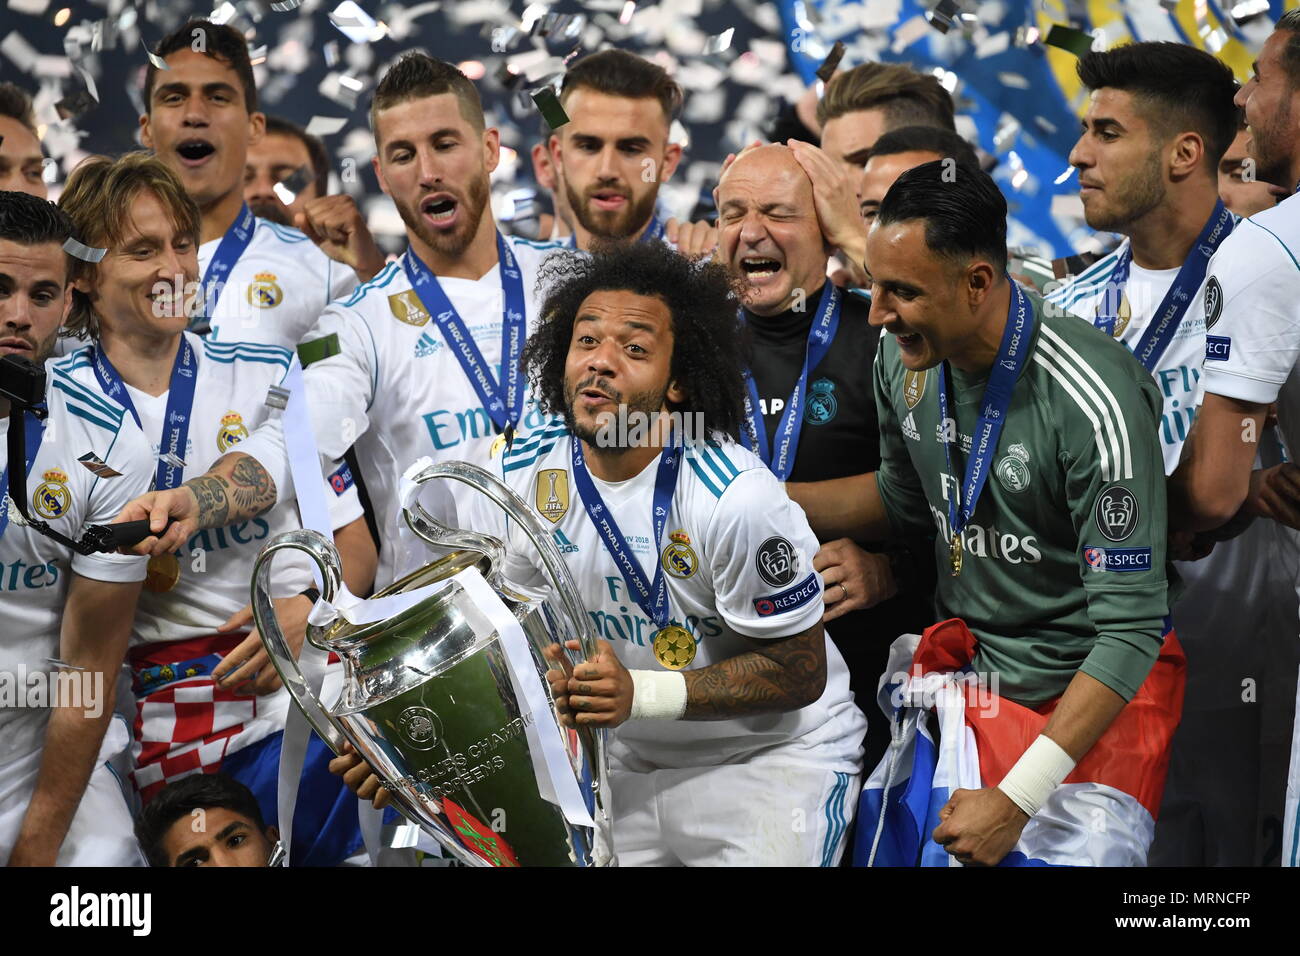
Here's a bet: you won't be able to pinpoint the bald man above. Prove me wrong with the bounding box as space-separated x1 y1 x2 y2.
715 144 934 762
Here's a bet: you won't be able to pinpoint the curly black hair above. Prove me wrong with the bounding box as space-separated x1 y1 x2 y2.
521 241 747 442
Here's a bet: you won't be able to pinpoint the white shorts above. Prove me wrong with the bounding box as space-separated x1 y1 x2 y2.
0 715 144 866
610 759 859 867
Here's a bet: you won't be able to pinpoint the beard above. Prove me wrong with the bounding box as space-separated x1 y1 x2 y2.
563 375 669 451
248 198 293 227
565 178 659 241
1249 96 1295 188
394 166 491 259
1083 150 1166 233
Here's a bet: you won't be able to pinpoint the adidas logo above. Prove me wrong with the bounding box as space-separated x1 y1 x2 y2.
553 529 579 554
414 332 442 358
902 412 920 442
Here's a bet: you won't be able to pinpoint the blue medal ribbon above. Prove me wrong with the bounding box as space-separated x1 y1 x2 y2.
402 232 527 433
1093 200 1234 371
938 280 1034 555
741 282 842 480
194 202 256 333
0 408 47 541
570 432 681 629
91 336 198 490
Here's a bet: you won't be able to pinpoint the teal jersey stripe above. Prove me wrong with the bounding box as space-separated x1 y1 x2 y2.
704 442 740 478
819 772 849 867
1243 218 1300 273
63 401 119 434
203 353 292 369
686 457 723 498
50 373 124 422
503 440 564 473
342 262 401 307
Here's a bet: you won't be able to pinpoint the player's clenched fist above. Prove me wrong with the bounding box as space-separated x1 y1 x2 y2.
550 638 633 728
931 787 1028 866
295 194 386 282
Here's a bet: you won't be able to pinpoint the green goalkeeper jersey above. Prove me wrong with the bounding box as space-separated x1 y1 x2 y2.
874 290 1169 707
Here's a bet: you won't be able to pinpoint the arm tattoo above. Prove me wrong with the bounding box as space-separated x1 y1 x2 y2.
228 454 277 518
682 622 827 721
186 475 231 529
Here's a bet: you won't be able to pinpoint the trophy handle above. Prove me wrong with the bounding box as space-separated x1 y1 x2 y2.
250 529 348 754
402 460 599 661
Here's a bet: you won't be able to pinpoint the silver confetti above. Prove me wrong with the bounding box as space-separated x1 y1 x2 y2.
63 237 106 263
703 28 735 55
273 164 314 204
304 115 348 137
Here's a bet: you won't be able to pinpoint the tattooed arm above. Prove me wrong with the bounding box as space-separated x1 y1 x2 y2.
682 620 827 719
111 451 278 557
554 622 828 728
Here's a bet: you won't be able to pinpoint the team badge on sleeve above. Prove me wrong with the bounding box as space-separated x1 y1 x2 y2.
1083 545 1152 573
246 272 283 309
535 469 569 523
217 411 250 451
755 536 799 587
388 290 431 326
32 468 70 519
661 529 698 578
1203 276 1223 330
328 461 355 495
1095 486 1139 542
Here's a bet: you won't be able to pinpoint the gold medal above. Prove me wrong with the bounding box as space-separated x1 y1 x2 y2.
653 625 697 670
489 433 508 458
949 533 963 577
144 552 181 593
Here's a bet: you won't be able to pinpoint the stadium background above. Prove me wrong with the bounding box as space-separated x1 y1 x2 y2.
0 0 1292 256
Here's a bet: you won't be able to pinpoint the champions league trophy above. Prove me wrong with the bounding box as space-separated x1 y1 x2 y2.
250 460 613 867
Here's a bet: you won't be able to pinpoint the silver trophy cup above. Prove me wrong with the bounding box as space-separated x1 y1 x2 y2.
251 460 612 866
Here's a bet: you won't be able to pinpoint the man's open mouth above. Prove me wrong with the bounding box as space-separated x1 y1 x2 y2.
176 139 216 163
740 256 782 278
421 195 458 223
591 191 628 211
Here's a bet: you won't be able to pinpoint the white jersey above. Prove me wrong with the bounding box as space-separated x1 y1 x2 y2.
0 362 152 763
58 333 311 645
303 235 563 587
200 216 358 350
470 417 866 771
1199 192 1300 458
1045 237 1209 474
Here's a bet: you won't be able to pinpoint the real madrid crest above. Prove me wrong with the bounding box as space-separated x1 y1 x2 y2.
661 529 698 579
536 469 569 523
903 369 927 409
803 378 838 425
217 411 250 452
32 468 70 519
388 290 431 327
995 442 1031 494
246 272 283 309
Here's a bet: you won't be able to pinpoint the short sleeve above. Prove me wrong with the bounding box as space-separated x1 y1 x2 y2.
703 467 824 640
871 338 935 538
1200 223 1300 406
325 461 365 532
69 422 152 583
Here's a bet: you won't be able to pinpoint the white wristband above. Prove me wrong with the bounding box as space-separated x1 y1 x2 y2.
996 734 1076 818
629 669 687 720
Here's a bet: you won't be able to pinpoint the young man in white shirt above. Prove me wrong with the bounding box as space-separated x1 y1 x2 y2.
0 191 154 865
56 153 363 866
140 19 379 348
301 54 564 593
1170 12 1300 867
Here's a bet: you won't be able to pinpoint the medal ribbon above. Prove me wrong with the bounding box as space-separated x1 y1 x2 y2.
91 336 198 490
570 431 681 629
194 202 256 332
1093 200 1234 371
0 409 47 542
938 279 1034 550
402 232 527 433
741 282 842 480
